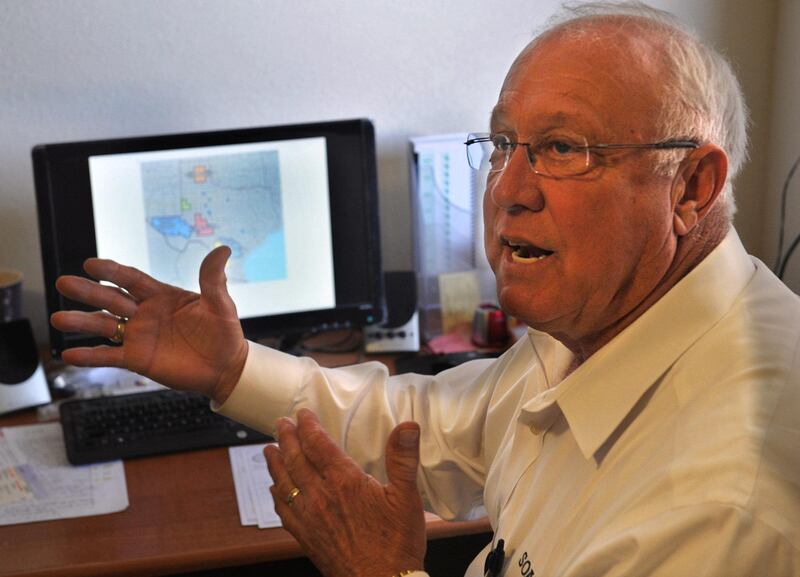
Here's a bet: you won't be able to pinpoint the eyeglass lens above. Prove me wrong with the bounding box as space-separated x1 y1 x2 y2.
466 133 590 177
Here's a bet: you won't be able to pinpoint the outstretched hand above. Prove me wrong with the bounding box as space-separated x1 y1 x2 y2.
50 246 248 403
265 409 427 577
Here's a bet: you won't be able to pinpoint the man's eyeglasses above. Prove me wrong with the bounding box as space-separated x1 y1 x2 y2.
464 133 699 178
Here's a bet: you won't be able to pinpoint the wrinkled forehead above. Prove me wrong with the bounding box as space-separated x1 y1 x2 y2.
493 23 670 139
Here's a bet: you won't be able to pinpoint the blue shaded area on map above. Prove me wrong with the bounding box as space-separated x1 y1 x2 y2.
244 230 287 281
150 216 193 239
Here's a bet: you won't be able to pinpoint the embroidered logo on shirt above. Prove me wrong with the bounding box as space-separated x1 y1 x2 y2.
518 551 535 577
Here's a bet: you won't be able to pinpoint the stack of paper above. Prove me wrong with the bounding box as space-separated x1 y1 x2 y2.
228 443 282 528
0 422 128 526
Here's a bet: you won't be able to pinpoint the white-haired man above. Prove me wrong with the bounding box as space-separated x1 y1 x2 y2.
53 3 800 576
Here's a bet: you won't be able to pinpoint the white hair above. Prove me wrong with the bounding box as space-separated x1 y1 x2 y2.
532 1 749 219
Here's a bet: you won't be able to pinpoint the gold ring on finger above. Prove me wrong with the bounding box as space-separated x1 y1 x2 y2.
109 316 127 344
285 486 301 507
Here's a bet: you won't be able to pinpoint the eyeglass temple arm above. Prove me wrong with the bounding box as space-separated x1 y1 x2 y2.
587 141 699 151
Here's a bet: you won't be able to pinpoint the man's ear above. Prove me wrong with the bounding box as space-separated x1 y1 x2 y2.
671 144 728 237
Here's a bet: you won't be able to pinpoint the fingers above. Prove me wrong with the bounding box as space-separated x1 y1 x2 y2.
61 345 125 368
264 444 302 512
385 422 421 490
265 410 361 514
55 275 139 319
51 310 126 342
83 258 166 302
273 416 328 490
294 409 361 478
264 444 290 490
265 435 313 537
267 480 306 548
199 246 238 317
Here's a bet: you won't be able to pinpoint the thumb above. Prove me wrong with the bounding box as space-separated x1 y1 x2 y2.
385 422 421 491
199 245 237 315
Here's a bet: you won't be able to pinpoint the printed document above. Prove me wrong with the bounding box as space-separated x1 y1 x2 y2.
0 423 128 526
228 442 281 529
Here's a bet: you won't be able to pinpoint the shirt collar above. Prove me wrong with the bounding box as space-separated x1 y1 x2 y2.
520 229 757 459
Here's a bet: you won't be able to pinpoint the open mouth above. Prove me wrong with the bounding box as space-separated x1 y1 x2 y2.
503 238 554 263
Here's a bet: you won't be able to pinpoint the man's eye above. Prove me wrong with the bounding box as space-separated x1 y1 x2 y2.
491 136 513 151
548 140 575 155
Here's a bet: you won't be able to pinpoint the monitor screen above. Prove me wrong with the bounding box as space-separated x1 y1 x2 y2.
33 118 383 356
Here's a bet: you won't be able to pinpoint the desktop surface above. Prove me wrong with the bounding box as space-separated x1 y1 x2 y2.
1 407 490 577
0 350 491 577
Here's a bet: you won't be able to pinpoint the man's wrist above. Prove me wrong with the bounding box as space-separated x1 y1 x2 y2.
211 339 249 404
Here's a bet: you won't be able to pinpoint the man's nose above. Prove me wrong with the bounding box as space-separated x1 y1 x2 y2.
486 151 545 212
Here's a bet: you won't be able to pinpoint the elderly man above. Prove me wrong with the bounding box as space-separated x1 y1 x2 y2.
52 2 799 577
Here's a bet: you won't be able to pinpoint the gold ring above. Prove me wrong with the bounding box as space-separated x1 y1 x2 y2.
285 486 301 506
109 317 127 344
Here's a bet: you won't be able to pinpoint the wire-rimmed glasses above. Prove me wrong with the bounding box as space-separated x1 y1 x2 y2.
464 133 699 178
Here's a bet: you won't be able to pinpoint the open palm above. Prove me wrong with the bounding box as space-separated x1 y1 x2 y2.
51 246 248 403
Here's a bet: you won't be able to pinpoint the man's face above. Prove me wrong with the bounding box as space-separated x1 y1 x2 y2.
484 31 682 351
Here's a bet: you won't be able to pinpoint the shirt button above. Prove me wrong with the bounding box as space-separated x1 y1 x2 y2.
530 423 541 435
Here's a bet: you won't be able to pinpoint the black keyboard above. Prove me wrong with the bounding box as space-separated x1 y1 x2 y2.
59 389 273 465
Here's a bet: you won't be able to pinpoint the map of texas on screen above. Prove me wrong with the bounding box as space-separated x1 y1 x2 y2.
141 150 287 288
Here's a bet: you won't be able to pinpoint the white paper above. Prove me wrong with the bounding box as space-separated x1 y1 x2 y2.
228 443 282 529
229 444 259 526
0 423 128 526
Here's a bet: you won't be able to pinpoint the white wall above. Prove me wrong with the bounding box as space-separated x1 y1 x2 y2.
0 0 781 344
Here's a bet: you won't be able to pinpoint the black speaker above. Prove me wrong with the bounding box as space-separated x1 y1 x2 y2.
364 271 419 353
0 319 51 414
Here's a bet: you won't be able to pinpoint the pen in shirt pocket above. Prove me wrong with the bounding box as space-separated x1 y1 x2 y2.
484 538 505 577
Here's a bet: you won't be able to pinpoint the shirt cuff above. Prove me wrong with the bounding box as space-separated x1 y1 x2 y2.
211 340 308 434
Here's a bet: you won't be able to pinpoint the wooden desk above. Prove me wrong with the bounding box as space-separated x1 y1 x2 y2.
0 351 492 576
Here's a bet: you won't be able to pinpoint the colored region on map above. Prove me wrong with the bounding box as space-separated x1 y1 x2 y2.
141 150 286 288
245 230 287 281
150 215 194 239
194 212 214 236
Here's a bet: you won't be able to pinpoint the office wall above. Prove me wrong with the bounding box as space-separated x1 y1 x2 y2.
763 0 800 293
0 0 780 344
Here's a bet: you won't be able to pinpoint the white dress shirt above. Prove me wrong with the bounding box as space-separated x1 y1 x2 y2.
218 229 800 577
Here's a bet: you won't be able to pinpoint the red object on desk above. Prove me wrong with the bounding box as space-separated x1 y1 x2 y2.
471 304 509 348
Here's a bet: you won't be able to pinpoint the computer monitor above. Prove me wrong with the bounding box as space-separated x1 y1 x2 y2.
33 118 383 357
